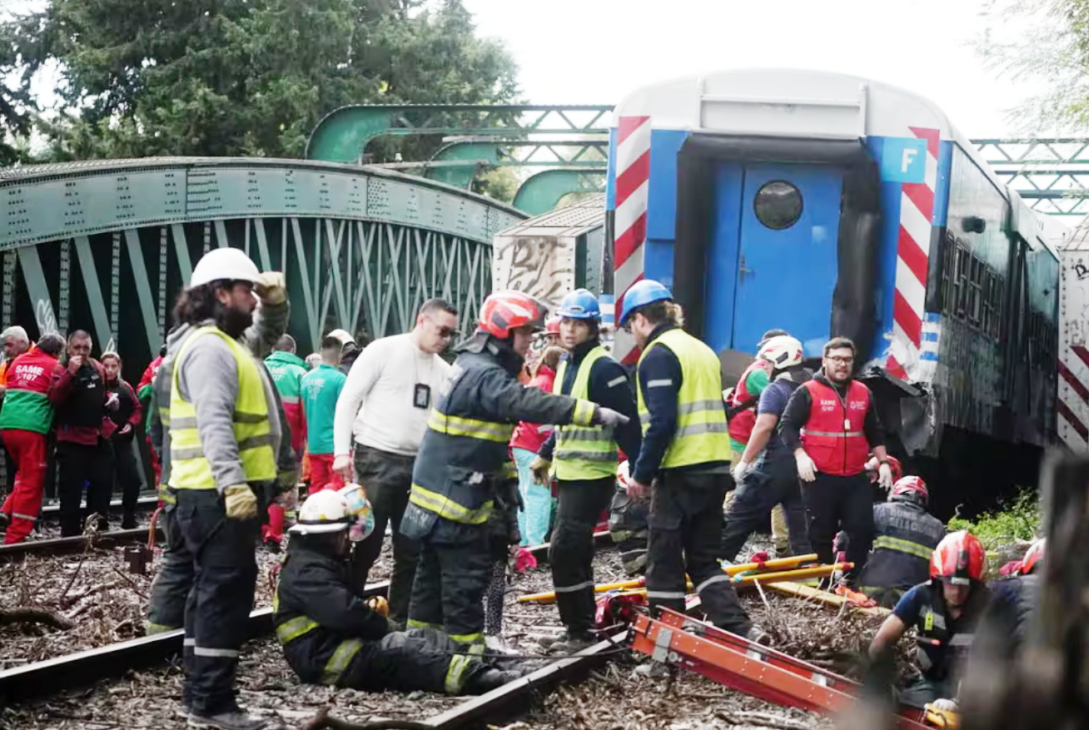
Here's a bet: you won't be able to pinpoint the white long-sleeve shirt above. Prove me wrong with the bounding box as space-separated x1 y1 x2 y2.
333 333 451 457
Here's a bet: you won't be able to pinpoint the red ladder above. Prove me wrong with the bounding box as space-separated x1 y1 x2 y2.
629 607 933 730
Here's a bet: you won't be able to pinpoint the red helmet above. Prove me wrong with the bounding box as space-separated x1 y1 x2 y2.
545 315 561 336
867 454 903 484
1021 538 1045 575
478 291 547 339
890 476 928 507
930 530 987 585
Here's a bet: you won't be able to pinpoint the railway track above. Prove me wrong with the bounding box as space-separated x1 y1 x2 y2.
0 530 624 729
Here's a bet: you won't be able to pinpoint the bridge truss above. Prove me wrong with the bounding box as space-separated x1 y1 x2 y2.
0 158 522 384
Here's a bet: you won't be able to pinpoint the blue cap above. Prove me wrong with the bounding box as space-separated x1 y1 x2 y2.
557 289 602 321
619 280 673 325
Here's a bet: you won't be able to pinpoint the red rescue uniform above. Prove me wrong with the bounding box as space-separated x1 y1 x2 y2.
798 378 871 476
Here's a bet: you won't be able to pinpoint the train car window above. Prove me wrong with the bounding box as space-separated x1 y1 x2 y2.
968 256 983 327
941 231 957 314
954 246 970 319
753 180 803 230
981 273 992 334
990 273 1004 339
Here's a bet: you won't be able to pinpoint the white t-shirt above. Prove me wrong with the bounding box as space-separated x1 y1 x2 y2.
333 333 451 457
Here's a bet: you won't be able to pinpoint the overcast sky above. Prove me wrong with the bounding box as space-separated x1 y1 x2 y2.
463 0 1039 137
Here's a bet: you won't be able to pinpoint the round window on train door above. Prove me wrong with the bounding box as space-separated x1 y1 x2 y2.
753 180 803 230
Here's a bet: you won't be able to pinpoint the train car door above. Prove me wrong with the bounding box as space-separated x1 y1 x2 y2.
706 162 844 357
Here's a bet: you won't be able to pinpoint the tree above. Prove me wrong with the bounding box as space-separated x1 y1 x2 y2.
0 22 35 165
6 0 520 161
977 0 1089 131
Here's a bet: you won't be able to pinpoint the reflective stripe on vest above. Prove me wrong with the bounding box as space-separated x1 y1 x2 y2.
799 378 871 476
873 535 934 560
275 615 319 644
167 327 277 489
636 329 731 469
427 409 513 443
553 346 619 479
408 483 494 525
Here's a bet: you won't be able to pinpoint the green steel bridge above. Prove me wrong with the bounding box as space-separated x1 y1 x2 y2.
3 104 1088 386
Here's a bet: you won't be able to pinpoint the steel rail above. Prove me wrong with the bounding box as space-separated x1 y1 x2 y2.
38 495 160 518
0 526 164 563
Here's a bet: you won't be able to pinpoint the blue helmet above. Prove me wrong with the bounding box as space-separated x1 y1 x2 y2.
619 280 673 325
557 289 601 321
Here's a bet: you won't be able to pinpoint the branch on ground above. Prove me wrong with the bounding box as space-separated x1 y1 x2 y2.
0 607 75 630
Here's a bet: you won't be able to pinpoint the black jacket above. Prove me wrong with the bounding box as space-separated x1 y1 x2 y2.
273 541 391 684
400 333 596 544
858 501 945 593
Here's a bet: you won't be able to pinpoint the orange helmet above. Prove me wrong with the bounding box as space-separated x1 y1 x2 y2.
478 291 547 339
930 530 986 585
890 476 928 507
1021 538 1045 575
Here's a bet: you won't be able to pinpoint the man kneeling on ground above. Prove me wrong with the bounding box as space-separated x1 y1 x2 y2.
274 486 527 695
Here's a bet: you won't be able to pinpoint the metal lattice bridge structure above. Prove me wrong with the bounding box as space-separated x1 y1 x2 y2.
2 104 1088 382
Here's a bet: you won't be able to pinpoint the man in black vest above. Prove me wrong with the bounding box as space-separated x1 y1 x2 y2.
48 330 116 537
856 476 945 607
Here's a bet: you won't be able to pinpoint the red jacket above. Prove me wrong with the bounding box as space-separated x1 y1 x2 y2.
727 359 773 446
509 365 557 454
799 378 871 476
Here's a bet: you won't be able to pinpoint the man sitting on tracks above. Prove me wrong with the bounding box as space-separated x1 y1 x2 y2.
275 487 527 696
868 530 991 709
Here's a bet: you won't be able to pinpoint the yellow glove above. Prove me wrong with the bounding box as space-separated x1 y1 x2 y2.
530 456 552 484
255 271 286 306
366 596 390 617
224 484 258 520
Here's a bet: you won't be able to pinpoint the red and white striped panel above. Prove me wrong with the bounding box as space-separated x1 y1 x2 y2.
1059 346 1089 449
886 126 940 381
612 116 651 365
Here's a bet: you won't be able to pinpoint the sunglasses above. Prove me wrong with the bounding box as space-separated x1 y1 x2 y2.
426 315 461 340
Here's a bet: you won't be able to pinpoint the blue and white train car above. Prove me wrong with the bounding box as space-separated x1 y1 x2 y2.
605 69 1062 507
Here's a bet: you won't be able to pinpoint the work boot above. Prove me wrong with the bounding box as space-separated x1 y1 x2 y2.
485 634 518 656
187 705 268 730
121 512 137 530
545 630 597 655
461 667 528 695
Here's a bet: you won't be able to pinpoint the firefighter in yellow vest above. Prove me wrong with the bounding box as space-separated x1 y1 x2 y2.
530 289 641 653
164 247 288 730
619 280 754 639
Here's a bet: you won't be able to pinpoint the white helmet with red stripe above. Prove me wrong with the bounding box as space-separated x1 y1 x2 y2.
889 476 928 507
758 335 804 370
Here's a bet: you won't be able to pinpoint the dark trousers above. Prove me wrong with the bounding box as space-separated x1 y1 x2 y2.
342 628 483 695
802 472 874 581
407 525 492 648
720 455 812 562
146 495 195 632
646 469 752 637
549 476 615 634
56 440 114 537
349 445 419 624
112 437 144 529
176 489 259 716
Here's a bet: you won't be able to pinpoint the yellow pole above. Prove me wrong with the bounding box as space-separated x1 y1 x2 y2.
517 553 821 604
732 563 851 586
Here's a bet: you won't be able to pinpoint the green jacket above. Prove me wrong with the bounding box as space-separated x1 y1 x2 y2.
265 350 308 402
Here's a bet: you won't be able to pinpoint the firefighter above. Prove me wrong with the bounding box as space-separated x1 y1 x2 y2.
857 476 946 608
868 530 991 709
529 289 641 653
275 487 526 696
779 337 894 581
619 280 754 639
399 290 630 654
609 460 649 575
721 335 814 564
161 247 288 730
725 328 791 556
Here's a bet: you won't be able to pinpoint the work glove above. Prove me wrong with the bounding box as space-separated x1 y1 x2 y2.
530 456 552 485
223 484 259 520
795 451 817 482
332 454 354 481
877 462 894 489
731 460 750 482
255 271 287 306
930 699 958 712
592 406 631 428
366 595 390 617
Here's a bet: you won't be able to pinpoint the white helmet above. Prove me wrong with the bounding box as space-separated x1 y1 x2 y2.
616 460 631 488
189 248 262 288
289 490 351 535
758 335 804 370
327 328 355 345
